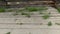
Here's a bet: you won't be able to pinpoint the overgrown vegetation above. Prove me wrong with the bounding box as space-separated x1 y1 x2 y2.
21 12 31 18
0 8 5 12
17 23 23 25
21 12 28 15
42 13 50 19
25 6 48 12
42 14 50 19
38 7 48 11
0 6 49 18
57 8 60 13
55 23 60 25
6 32 10 34
24 6 48 18
4 6 48 18
26 7 38 12
48 21 52 26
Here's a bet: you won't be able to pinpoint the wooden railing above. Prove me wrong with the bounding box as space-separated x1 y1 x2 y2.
0 1 59 8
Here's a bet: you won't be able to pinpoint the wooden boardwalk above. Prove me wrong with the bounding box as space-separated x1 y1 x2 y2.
0 7 60 34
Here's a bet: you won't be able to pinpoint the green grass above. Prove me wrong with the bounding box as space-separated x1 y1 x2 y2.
20 23 23 25
42 12 50 19
55 23 60 25
1 6 48 18
38 7 48 11
21 12 28 15
57 8 60 13
26 7 38 12
18 10 24 12
21 12 31 17
48 21 52 26
25 14 31 18
6 32 10 34
13 13 18 16
0 8 5 12
25 6 48 12
42 14 50 19
17 23 23 25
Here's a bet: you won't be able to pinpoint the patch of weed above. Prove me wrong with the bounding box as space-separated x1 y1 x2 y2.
55 23 60 25
6 32 10 34
21 12 28 15
26 7 38 12
42 14 50 19
57 8 60 13
48 21 52 26
0 8 5 12
25 14 31 18
21 12 31 17
38 7 48 11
